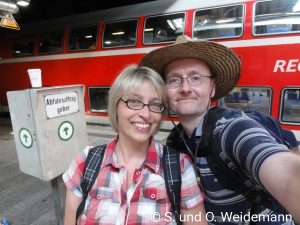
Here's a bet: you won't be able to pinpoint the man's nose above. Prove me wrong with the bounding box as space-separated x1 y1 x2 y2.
179 78 192 91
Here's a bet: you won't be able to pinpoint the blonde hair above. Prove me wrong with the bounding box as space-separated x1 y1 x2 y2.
108 64 167 132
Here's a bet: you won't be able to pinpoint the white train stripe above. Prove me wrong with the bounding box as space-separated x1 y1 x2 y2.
1 35 300 64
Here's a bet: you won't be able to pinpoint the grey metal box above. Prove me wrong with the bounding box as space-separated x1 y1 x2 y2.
7 85 88 181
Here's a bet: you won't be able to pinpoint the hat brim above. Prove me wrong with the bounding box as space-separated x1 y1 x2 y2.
139 41 241 101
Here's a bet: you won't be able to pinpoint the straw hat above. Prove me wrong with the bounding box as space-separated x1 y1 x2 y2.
139 35 241 101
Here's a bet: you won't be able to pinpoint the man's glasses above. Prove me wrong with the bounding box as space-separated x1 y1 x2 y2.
166 74 212 88
120 98 165 113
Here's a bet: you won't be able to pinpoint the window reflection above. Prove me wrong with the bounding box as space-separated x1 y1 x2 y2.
254 0 300 35
281 88 300 123
89 87 109 112
39 30 64 54
219 87 272 115
68 25 98 51
193 5 243 40
12 36 35 57
103 19 137 48
144 13 185 44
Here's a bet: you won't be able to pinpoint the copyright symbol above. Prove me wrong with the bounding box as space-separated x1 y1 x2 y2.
152 212 160 222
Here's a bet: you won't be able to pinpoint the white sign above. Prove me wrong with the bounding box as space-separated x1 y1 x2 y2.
45 92 79 119
58 121 74 141
19 128 33 148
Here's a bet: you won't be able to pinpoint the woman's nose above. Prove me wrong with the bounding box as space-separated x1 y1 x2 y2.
138 105 151 118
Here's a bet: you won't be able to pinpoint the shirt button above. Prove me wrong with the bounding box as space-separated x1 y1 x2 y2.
97 194 101 199
136 171 141 175
151 194 156 199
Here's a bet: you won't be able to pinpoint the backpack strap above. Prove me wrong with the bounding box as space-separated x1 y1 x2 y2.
281 128 299 149
202 107 287 212
201 107 260 199
201 106 228 151
162 145 182 225
76 144 107 222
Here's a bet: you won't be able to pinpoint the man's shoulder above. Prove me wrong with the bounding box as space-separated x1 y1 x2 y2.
206 107 246 132
209 107 260 128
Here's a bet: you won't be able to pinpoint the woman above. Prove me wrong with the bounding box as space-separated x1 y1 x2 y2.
63 64 207 225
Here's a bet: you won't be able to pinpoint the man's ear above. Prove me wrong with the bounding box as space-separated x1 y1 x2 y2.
210 82 216 98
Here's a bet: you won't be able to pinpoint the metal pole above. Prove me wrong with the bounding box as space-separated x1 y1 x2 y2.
51 177 64 225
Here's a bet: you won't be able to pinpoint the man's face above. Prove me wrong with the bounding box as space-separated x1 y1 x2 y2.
164 58 215 119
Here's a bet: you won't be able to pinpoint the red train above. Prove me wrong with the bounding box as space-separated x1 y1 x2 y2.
0 0 300 138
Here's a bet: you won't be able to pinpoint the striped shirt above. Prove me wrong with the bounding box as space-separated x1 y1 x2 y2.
167 109 295 225
63 137 204 225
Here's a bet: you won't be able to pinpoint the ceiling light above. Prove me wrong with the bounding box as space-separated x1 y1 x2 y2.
145 28 153 32
16 0 30 7
112 31 124 35
0 0 19 14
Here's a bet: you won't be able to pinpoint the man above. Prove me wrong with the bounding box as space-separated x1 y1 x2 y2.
139 35 300 225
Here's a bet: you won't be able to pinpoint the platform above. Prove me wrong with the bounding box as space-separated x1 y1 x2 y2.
0 117 168 225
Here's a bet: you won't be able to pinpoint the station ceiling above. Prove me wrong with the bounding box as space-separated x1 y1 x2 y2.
15 0 157 24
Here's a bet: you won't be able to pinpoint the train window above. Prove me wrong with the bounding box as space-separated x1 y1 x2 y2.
12 36 35 57
143 13 185 44
280 88 300 124
39 30 64 54
253 0 300 35
103 19 137 48
68 25 98 51
193 4 243 40
88 87 109 112
218 87 272 115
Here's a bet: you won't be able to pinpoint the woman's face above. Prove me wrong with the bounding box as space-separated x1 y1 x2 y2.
117 81 163 144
